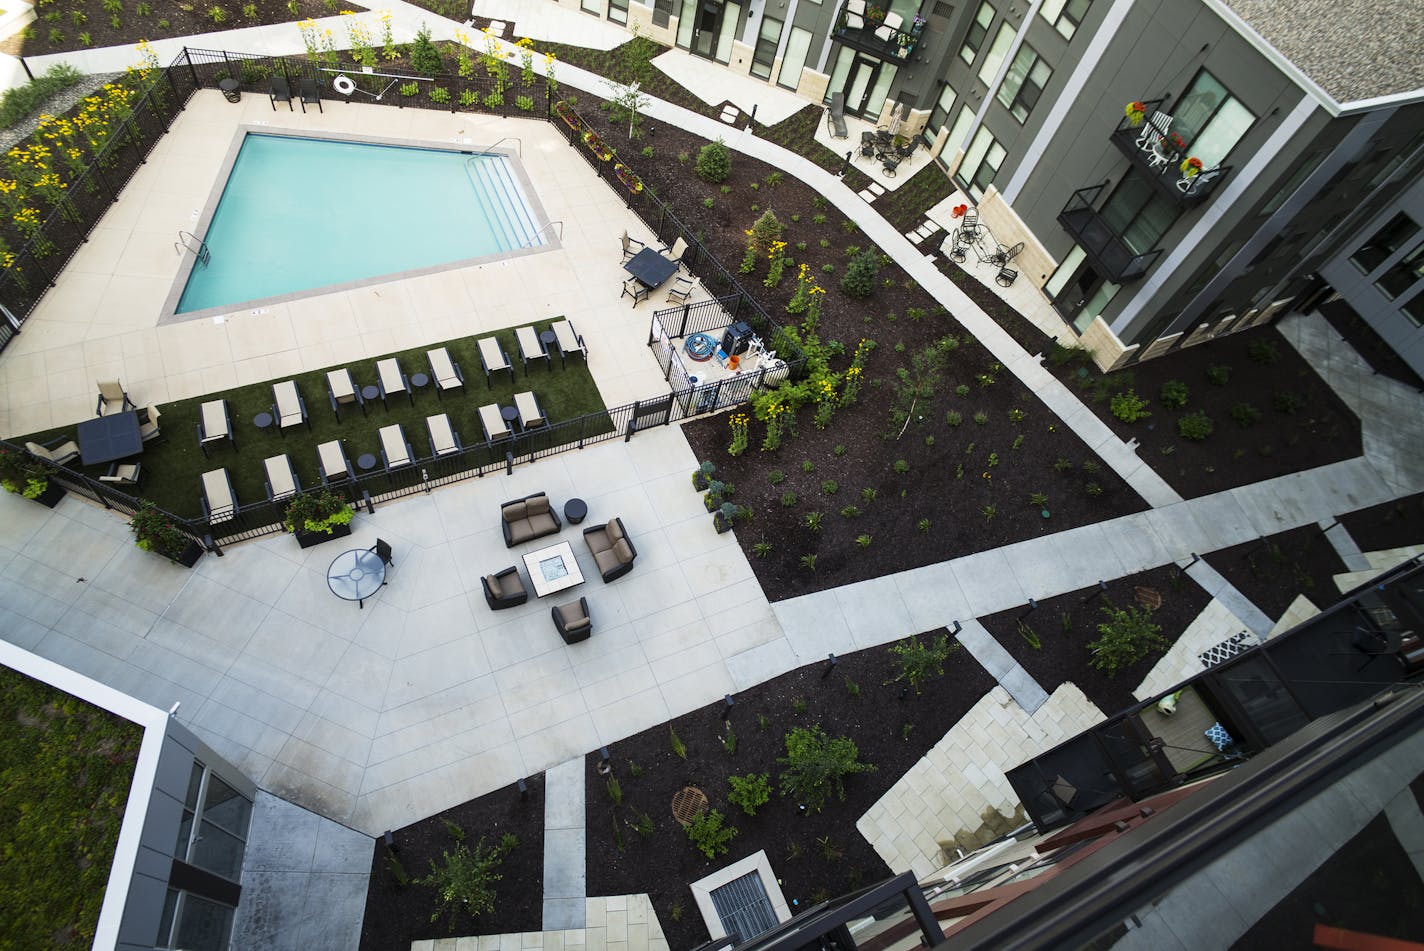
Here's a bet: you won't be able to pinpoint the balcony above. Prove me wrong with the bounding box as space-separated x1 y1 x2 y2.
832 1 925 61
1057 184 1163 284
1110 98 1232 206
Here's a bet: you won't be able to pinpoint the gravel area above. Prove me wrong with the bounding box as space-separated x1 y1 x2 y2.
0 70 124 153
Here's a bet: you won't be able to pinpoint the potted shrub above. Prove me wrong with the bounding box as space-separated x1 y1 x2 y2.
130 502 203 567
0 447 65 508
703 480 734 512
713 502 746 534
692 460 717 491
284 489 355 549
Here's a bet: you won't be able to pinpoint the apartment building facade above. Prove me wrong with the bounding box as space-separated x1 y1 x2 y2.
560 0 1424 372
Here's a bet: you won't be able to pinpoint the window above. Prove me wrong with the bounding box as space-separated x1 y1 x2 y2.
1351 214 1419 273
1259 151 1323 217
174 761 252 881
581 0 601 14
945 104 976 157
923 83 957 147
676 0 695 47
1173 69 1254 168
607 0 628 24
960 127 1005 199
1374 243 1424 299
959 2 994 65
777 27 811 90
996 44 1051 123
1403 291 1424 327
977 23 1015 86
1039 0 1089 39
750 15 784 80
1101 170 1180 254
653 0 674 28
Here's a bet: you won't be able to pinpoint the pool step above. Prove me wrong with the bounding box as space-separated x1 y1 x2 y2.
483 155 542 247
465 155 541 250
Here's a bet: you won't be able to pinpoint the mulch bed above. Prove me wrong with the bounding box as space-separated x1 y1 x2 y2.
2 0 365 56
1043 324 1362 498
584 630 996 950
1340 491 1424 554
358 773 546 950
1205 524 1349 622
1317 298 1424 392
977 565 1212 716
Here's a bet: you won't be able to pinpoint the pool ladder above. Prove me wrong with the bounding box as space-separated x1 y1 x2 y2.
175 230 211 268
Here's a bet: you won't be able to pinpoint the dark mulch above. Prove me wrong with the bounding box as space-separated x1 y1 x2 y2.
1206 524 1349 622
1231 812 1424 949
1340 491 1424 554
1043 325 1362 498
757 105 873 192
1317 298 1424 392
2 0 365 56
585 630 996 950
977 566 1212 716
358 773 546 950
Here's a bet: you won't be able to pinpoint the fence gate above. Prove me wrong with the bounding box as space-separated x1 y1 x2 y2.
631 396 673 432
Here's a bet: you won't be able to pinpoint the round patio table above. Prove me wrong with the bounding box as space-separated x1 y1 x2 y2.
327 548 385 608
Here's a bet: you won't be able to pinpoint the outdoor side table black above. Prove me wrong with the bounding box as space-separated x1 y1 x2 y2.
501 405 520 424
624 247 678 290
540 329 557 355
564 498 588 524
254 412 274 429
76 411 142 466
410 373 429 389
219 78 241 103
356 453 378 471
361 385 380 402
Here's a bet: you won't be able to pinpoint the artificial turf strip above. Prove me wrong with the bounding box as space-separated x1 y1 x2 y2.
18 319 613 521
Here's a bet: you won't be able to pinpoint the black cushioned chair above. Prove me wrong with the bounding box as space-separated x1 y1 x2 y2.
482 566 528 610
552 597 592 644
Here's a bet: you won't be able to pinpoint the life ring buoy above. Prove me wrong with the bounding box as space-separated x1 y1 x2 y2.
333 74 356 96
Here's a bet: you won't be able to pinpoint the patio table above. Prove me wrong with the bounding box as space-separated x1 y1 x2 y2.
624 247 678 290
327 547 385 608
76 411 142 466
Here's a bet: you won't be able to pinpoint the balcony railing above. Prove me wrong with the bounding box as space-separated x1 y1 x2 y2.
832 2 925 61
1111 97 1231 205
1057 184 1163 284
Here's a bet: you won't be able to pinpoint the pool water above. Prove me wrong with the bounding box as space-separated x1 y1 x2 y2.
175 134 544 314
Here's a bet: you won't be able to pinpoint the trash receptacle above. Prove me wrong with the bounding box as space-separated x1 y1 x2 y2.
219 78 240 103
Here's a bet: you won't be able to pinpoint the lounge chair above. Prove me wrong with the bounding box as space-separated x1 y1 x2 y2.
427 347 464 398
426 413 461 457
828 90 848 139
477 336 513 389
619 229 646 262
271 380 309 434
843 0 866 28
99 462 141 485
138 405 162 442
479 403 512 442
95 379 136 417
515 326 549 375
317 439 354 486
552 597 592 644
200 468 237 524
874 10 903 42
375 357 410 408
270 75 293 111
197 399 234 457
667 275 694 304
25 436 80 467
550 319 587 368
263 454 300 503
514 390 546 429
482 566 529 610
299 77 322 113
379 424 414 474
326 368 364 420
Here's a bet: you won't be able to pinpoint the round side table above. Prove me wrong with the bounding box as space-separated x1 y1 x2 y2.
564 498 588 524
219 78 241 103
361 385 380 402
410 372 430 388
501 405 520 424
356 453 378 471
253 412 274 429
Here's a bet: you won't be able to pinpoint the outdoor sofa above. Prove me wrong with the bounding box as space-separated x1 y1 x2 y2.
582 517 636 582
500 491 562 547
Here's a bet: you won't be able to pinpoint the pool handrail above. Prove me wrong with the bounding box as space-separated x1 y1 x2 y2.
524 220 563 249
474 136 522 157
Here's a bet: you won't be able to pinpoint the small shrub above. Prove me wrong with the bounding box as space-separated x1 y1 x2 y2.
833 443 847 456
1229 402 1262 426
1029 492 1049 508
1177 410 1215 441
800 553 817 572
605 775 623 805
686 809 737 859
1053 457 1073 472
955 384 971 397
1205 364 1232 386
1089 603 1168 676
861 487 878 503
1247 340 1280 365
946 410 963 427
1084 481 1103 497
417 835 516 927
669 725 687 759
1018 620 1041 650
844 676 861 697
727 773 772 816
820 479 839 495
982 505 997 521
1159 380 1189 409
802 460 815 473
840 248 881 299
804 511 823 532
1081 460 1100 474
917 517 931 533
886 633 952 694
780 491 798 507
840 505 861 518
696 138 732 182
628 760 644 778
769 469 786 484
855 534 872 548
792 696 808 714
1273 390 1306 414
720 724 737 754
640 145 654 158
973 411 989 426
1110 389 1152 423
702 197 715 209
778 724 875 812
892 459 910 474
752 541 772 558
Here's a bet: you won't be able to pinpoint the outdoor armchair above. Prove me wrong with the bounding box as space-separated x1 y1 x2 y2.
619 229 646 262
843 0 866 29
660 237 690 271
299 77 322 113
326 368 364 420
197 399 234 457
379 424 414 474
317 439 355 485
552 596 592 644
874 10 903 42
270 75 293 111
426 413 462 457
99 462 141 486
376 358 411 408
666 275 694 304
478 336 513 389
482 565 529 610
272 379 310 433
479 403 512 443
25 435 80 467
427 347 465 398
138 405 162 442
514 390 547 429
95 379 136 417
620 278 649 308
263 454 300 503
200 468 238 524
515 326 550 375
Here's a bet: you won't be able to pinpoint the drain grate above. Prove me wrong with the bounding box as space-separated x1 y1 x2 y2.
672 786 709 826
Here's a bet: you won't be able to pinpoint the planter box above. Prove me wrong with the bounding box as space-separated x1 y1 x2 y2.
295 521 353 549
173 540 204 568
714 514 734 534
32 482 67 508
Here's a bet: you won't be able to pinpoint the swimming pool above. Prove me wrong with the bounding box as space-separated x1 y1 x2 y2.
172 133 548 316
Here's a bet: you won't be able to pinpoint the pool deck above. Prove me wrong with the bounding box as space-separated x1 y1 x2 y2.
0 93 692 440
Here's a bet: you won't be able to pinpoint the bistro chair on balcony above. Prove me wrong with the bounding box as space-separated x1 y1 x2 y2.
843 0 866 29
1135 111 1171 151
1178 167 1222 197
874 11 904 43
667 275 695 304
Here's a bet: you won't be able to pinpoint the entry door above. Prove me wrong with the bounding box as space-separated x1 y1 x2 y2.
843 56 880 116
691 1 720 57
1048 248 1118 331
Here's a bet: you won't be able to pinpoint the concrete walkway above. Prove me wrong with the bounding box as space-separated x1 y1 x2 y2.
543 759 588 931
416 894 672 951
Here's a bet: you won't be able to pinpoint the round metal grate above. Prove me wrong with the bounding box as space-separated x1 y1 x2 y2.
1135 586 1163 611
671 786 709 826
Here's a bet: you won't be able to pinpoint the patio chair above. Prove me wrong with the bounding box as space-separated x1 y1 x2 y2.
427 346 465 398
379 424 414 474
995 266 1018 288
828 90 848 139
99 462 141 486
842 0 866 28
479 403 512 443
477 336 513 389
1135 110 1171 151
881 154 902 178
859 130 877 158
552 596 592 644
326 368 365 420
299 77 322 113
620 278 648 308
271 379 310 434
874 10 903 42
550 319 588 368
667 275 694 304
197 399 234 457
317 439 355 486
371 538 394 572
95 379 136 417
138 405 163 442
25 436 79 467
375 357 411 408
426 413 462 456
619 229 646 263
482 565 529 610
270 75 293 111
1178 166 1221 197
200 468 237 524
263 453 300 503
661 236 690 271
515 327 550 375
514 390 546 429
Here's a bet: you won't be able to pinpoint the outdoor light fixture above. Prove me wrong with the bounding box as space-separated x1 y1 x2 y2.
722 695 735 717
822 653 839 679
517 777 528 801
598 746 612 775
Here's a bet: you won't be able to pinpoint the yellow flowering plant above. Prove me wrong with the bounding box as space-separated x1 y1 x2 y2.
727 413 750 456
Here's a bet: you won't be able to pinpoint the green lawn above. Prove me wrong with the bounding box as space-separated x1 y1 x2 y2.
19 320 612 521
0 665 142 949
